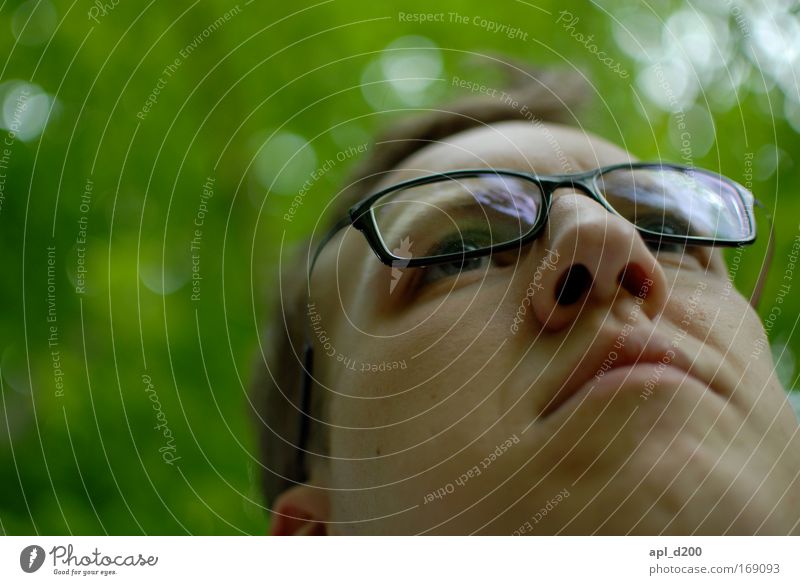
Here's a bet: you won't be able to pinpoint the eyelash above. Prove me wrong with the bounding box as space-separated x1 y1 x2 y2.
417 255 491 287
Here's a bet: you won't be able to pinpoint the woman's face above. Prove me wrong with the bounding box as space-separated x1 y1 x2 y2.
307 121 800 535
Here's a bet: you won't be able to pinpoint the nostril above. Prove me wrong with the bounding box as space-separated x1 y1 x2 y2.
556 264 593 305
618 263 650 298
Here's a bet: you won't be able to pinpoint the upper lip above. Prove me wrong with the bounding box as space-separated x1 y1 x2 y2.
539 326 698 418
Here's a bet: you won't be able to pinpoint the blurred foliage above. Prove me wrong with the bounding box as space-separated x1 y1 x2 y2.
0 0 798 534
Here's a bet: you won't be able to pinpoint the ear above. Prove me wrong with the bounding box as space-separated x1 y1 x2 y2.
270 485 331 536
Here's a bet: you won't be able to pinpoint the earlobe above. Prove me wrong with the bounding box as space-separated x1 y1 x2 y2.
270 485 331 536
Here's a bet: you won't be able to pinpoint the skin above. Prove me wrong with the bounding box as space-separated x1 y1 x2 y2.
272 120 800 535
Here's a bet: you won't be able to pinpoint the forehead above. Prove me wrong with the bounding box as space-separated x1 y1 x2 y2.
375 120 635 188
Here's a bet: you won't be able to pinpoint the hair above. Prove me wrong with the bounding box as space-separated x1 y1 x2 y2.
251 55 591 508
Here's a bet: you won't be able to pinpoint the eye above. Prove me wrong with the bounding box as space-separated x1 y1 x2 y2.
418 232 491 286
638 215 691 254
645 239 683 254
636 216 712 268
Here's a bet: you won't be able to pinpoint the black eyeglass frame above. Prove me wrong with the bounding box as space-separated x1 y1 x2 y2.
293 161 769 485
309 162 758 275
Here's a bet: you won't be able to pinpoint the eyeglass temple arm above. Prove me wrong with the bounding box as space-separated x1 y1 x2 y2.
295 213 354 483
295 341 314 483
307 214 353 281
750 200 774 310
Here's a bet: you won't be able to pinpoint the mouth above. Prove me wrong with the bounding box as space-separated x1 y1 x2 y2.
539 327 698 418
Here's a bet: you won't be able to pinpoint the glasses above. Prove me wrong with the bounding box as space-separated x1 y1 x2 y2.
295 162 768 482
310 163 757 275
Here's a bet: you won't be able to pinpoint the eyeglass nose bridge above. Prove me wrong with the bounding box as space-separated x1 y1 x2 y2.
537 176 617 219
531 175 673 252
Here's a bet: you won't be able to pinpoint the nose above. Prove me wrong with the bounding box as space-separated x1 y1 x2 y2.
526 190 669 331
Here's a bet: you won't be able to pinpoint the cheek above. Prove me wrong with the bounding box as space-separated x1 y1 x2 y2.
323 315 523 480
327 334 507 449
662 273 774 373
325 277 549 469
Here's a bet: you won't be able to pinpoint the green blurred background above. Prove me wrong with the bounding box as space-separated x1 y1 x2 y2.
1 0 799 534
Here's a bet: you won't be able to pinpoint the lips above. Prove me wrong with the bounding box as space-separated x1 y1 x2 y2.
539 327 696 418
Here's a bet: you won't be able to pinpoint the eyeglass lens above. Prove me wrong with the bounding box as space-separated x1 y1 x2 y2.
595 167 753 243
370 168 753 262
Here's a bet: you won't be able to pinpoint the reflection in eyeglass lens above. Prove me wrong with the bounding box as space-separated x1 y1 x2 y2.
596 168 752 241
372 175 542 260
